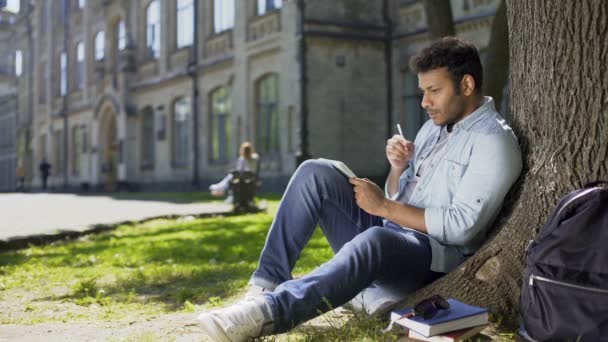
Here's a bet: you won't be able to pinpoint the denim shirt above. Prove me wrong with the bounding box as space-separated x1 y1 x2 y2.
385 97 522 273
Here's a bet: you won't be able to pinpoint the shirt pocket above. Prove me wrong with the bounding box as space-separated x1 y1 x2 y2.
445 159 468 189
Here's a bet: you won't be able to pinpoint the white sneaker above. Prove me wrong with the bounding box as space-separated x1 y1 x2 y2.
244 284 272 301
345 286 403 315
197 297 273 342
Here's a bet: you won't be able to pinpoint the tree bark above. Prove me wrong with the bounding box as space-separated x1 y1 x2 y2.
482 0 509 110
398 0 608 319
423 0 455 39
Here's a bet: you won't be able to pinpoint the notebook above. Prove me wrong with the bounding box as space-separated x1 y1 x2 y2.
317 158 357 178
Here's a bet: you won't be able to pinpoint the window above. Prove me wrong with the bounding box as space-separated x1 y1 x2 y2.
176 0 194 48
146 0 160 59
256 74 280 154
76 42 84 88
172 97 190 166
257 0 282 15
141 107 155 168
210 87 232 162
213 0 234 33
78 0 86 9
14 50 22 77
72 126 82 175
60 52 67 96
402 71 426 140
95 31 105 61
4 0 20 13
117 20 126 51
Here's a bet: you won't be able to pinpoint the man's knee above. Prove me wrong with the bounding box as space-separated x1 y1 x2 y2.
294 160 338 181
350 226 394 251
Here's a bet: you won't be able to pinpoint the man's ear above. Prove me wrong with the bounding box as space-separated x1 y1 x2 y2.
461 74 476 96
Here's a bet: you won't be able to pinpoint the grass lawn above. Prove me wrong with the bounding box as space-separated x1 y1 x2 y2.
0 193 517 341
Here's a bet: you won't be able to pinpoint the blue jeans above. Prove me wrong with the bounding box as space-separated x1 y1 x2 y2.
251 160 443 333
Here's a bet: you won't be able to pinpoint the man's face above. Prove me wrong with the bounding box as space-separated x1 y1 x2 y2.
418 67 468 127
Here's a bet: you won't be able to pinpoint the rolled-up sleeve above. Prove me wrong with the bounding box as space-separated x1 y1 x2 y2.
425 133 522 246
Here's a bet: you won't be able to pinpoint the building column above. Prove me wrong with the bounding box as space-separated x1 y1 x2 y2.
90 119 100 187
117 113 127 184
232 0 249 145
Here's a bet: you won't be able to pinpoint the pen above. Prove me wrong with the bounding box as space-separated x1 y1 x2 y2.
397 123 404 137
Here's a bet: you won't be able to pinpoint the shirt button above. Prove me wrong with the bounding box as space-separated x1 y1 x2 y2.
417 188 422 192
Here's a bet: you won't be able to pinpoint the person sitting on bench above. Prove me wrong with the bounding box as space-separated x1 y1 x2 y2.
209 142 260 202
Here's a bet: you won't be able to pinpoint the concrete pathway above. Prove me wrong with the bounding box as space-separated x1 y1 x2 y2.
0 193 232 244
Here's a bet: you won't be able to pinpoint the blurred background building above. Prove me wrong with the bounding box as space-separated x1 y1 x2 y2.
0 0 505 192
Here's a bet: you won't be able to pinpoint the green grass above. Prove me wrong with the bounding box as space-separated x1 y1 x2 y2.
0 193 516 341
0 194 332 325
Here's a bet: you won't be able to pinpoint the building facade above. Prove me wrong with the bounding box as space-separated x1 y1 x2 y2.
0 6 20 191
3 0 504 192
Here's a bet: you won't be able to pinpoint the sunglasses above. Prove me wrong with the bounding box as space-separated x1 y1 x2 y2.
382 295 450 333
412 294 450 320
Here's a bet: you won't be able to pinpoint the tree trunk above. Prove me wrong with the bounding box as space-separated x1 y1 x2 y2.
398 0 608 319
423 0 455 39
482 0 509 110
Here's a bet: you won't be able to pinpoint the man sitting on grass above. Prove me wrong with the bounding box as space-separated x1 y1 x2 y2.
197 37 522 342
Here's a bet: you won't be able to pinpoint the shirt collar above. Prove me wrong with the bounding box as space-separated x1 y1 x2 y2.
452 96 496 132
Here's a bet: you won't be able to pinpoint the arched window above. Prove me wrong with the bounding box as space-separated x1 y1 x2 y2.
141 107 155 168
76 42 85 88
117 20 126 51
176 0 194 48
210 87 232 162
94 30 105 60
256 74 280 154
172 97 190 166
146 0 160 59
213 0 234 33
257 0 282 15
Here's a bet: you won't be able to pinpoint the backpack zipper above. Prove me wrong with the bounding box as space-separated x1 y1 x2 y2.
529 274 608 294
554 187 601 219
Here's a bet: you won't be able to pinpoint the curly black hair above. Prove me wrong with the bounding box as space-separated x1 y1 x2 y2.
409 37 483 94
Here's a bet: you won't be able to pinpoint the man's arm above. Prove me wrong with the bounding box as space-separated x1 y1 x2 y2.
350 178 427 232
386 166 406 198
379 200 427 233
384 134 414 198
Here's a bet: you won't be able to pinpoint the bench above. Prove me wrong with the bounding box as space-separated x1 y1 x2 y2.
229 170 261 213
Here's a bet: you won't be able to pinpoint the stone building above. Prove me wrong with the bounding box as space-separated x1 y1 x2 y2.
4 0 504 191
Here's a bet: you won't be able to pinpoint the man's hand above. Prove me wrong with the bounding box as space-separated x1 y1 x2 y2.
349 177 387 217
386 134 414 171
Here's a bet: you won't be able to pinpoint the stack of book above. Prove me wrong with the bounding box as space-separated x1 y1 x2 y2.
389 299 489 342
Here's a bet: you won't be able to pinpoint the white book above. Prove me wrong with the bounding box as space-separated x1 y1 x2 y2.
317 158 357 178
406 324 488 342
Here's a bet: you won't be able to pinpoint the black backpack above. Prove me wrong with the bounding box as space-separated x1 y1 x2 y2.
519 181 608 341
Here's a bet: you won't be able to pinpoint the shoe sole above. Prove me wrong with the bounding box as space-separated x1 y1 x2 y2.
198 313 232 342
